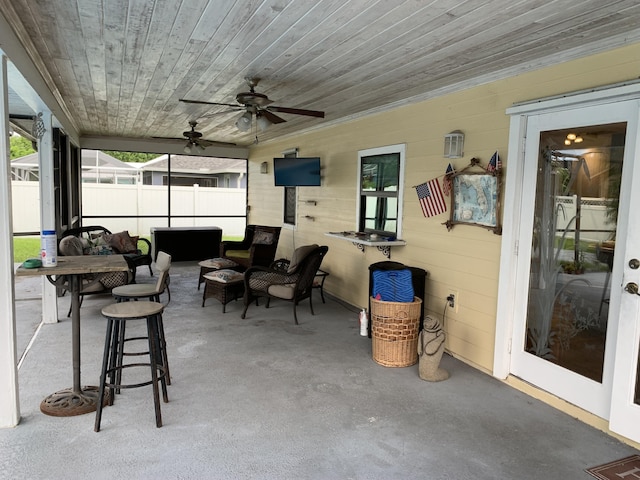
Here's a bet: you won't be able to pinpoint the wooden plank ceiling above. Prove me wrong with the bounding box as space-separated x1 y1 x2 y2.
3 0 640 149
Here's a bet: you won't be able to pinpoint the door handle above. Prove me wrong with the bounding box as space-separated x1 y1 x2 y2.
625 282 639 295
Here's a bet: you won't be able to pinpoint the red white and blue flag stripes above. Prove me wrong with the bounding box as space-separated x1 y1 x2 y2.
487 151 501 172
415 178 447 218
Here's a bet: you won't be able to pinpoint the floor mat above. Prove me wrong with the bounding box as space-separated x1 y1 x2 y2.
586 455 640 479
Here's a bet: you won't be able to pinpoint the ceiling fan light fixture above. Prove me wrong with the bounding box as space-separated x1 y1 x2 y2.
236 112 253 132
256 113 272 131
184 143 192 154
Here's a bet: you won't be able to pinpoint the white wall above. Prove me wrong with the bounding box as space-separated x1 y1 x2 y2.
11 182 247 237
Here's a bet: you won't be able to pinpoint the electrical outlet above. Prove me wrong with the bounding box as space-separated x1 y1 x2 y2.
447 291 458 312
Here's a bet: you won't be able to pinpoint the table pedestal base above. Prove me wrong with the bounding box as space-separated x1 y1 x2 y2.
40 386 109 417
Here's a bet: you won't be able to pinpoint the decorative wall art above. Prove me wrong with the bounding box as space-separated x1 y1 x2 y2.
443 154 502 235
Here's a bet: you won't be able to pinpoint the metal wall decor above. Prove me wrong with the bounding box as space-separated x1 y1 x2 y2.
443 157 502 235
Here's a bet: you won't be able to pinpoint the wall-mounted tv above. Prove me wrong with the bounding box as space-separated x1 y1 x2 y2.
273 157 321 187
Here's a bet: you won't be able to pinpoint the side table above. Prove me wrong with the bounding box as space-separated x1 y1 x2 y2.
313 269 330 303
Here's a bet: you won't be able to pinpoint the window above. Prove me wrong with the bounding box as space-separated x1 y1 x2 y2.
357 144 405 237
282 148 298 227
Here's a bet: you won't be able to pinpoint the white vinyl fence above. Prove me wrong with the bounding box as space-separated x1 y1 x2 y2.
11 181 247 237
555 195 616 243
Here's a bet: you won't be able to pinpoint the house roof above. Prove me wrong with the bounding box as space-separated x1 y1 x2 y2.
139 155 246 174
2 1 640 152
11 149 137 170
12 149 245 175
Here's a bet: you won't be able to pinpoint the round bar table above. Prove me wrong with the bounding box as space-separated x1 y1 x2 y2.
16 255 130 416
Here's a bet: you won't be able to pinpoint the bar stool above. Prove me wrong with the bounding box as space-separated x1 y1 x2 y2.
95 301 168 432
112 251 172 385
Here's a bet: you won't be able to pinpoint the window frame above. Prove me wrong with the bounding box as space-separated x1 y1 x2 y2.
282 148 299 229
357 144 405 237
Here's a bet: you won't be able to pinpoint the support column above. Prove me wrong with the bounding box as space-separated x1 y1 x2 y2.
0 54 20 427
37 111 58 324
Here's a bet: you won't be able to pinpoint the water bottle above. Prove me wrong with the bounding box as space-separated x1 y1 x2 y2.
41 230 57 267
359 309 368 336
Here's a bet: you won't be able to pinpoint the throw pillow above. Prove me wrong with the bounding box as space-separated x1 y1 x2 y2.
287 244 318 273
107 231 138 253
205 257 240 269
252 229 275 245
59 236 84 256
204 269 244 283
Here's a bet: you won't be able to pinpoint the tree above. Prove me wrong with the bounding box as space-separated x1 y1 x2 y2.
9 134 36 159
104 151 161 163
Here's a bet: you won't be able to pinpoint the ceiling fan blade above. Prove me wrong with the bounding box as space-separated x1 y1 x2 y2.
151 136 236 147
199 139 237 147
179 98 240 108
267 105 325 118
261 110 286 124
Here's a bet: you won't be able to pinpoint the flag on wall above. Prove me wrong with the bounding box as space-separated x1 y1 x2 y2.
415 178 447 217
442 163 455 196
487 151 501 172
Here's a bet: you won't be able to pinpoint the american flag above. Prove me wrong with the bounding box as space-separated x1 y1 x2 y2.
443 163 455 196
416 178 447 217
487 151 501 172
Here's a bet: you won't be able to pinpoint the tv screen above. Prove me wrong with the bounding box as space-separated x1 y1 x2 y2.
273 157 321 186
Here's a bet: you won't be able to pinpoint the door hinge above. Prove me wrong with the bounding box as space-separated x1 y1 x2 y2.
514 240 519 256
508 338 512 354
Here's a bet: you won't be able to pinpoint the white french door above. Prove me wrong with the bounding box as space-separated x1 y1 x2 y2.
502 94 640 443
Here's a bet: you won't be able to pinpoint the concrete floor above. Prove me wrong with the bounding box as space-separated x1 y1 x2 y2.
2 261 638 480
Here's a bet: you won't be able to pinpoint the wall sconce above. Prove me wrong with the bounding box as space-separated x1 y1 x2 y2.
260 161 269 174
444 130 464 158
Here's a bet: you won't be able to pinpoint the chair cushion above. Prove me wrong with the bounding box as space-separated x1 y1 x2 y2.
59 236 84 256
200 257 239 269
224 249 251 259
268 283 296 299
204 269 244 283
252 229 275 245
287 244 319 273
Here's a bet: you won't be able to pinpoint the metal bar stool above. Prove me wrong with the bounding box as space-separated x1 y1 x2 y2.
95 301 168 432
111 251 172 386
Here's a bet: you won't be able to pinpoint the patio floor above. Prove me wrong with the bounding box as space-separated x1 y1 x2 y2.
2 261 638 479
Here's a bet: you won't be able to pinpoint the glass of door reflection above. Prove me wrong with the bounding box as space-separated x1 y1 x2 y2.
525 123 625 382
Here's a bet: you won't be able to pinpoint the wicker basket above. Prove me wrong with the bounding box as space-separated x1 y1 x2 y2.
370 296 422 367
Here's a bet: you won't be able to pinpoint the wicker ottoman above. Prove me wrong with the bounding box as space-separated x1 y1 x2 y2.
197 258 242 290
202 271 245 313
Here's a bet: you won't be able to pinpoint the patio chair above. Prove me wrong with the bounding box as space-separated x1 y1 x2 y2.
58 233 135 316
220 225 281 269
60 225 153 282
241 244 329 324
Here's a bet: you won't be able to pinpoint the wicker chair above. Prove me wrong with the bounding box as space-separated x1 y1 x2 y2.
241 245 329 324
60 225 152 282
220 225 281 269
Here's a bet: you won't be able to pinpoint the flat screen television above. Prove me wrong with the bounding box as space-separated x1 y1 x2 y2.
273 157 321 186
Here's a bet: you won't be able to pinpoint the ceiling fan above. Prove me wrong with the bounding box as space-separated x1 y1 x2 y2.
154 121 236 153
179 77 325 133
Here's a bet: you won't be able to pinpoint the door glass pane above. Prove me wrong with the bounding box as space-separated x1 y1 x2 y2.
525 122 626 382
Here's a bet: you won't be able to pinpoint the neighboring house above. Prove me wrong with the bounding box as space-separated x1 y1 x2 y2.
138 155 246 188
11 149 139 184
11 151 247 188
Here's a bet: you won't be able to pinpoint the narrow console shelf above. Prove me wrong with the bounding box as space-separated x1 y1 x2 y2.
324 231 406 259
